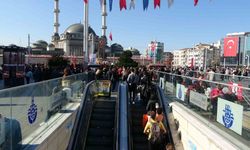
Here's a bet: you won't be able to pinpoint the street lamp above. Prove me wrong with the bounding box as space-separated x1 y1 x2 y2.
246 55 249 68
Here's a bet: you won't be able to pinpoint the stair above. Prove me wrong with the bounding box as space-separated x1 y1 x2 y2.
85 101 116 150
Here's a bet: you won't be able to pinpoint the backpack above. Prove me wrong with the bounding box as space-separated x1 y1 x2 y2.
150 122 162 144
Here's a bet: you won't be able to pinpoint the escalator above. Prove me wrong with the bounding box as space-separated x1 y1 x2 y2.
130 102 148 150
129 84 174 150
68 80 119 150
85 99 116 150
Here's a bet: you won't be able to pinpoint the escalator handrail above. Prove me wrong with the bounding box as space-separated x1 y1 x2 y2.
117 82 130 150
67 80 95 150
155 85 175 145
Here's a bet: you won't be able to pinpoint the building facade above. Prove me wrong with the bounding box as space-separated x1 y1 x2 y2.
173 43 220 69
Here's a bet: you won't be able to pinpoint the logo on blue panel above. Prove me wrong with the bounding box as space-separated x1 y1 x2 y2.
222 104 234 128
27 96 37 124
178 85 182 99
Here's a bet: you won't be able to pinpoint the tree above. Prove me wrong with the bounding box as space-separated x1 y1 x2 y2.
117 50 138 67
48 56 69 69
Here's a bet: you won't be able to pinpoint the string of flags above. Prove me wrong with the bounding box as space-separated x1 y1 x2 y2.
83 0 200 10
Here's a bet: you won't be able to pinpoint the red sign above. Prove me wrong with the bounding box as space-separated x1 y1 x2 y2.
224 37 239 57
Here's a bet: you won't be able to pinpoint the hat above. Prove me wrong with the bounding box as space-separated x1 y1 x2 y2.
222 87 230 94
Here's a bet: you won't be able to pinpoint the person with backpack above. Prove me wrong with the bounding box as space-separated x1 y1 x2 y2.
144 111 167 150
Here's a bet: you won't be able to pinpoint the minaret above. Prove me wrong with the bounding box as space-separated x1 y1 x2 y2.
52 0 60 46
101 0 107 36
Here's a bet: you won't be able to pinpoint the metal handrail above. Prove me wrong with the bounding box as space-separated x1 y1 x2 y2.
117 82 130 150
67 80 95 150
155 84 175 146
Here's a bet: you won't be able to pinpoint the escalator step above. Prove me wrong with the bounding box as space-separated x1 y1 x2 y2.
88 128 114 136
132 119 142 126
132 126 144 134
94 102 115 108
133 143 148 150
84 146 113 150
133 135 148 143
91 113 114 120
86 136 113 146
93 108 115 114
90 120 114 128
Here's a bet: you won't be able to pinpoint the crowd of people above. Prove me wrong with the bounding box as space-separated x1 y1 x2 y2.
87 65 172 150
157 66 249 118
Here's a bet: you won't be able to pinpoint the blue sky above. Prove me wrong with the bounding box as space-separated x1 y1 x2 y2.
0 0 250 54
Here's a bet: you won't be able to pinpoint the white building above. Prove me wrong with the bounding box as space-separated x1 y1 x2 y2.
173 48 188 67
173 43 220 69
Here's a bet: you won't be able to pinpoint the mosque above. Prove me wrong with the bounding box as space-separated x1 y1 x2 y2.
32 0 108 59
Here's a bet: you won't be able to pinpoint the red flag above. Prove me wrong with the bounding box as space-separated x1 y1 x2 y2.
84 0 88 4
120 0 127 10
154 0 160 9
109 32 113 41
194 0 198 6
224 37 239 57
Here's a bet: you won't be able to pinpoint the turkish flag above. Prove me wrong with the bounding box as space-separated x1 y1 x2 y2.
154 0 161 9
224 37 239 57
109 32 113 41
120 0 127 10
194 0 198 6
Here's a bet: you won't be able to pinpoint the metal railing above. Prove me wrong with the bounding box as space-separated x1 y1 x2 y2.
67 80 95 150
154 70 250 145
0 72 87 150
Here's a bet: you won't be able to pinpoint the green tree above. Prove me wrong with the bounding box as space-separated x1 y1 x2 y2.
117 50 138 67
48 56 69 69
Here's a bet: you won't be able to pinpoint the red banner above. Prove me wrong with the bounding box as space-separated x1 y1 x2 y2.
154 0 161 9
224 37 239 57
120 0 127 10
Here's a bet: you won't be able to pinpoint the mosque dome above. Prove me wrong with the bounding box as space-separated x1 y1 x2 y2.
64 23 96 36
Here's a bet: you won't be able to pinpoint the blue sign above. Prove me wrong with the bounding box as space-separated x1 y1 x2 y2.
222 104 234 128
27 96 37 124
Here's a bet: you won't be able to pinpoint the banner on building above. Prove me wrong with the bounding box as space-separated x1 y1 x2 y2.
190 91 208 110
224 37 239 57
0 116 5 145
159 77 165 90
176 84 187 101
217 98 243 135
165 81 174 93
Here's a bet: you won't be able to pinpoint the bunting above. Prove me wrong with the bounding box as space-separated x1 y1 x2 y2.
154 0 160 9
84 0 88 4
143 0 149 11
168 0 174 8
130 0 135 10
194 0 199 6
99 0 103 7
120 0 127 10
109 0 113 11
